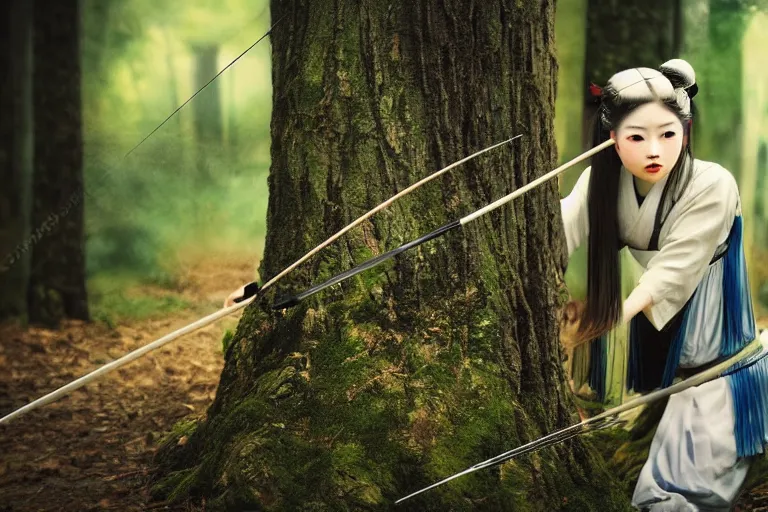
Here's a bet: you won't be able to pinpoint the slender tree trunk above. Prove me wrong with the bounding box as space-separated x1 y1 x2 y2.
739 10 768 305
226 65 237 152
554 0 588 172
0 0 34 321
153 2 630 510
162 28 186 169
192 44 223 178
692 0 748 180
27 0 89 327
755 140 768 313
584 0 681 144
756 142 767 250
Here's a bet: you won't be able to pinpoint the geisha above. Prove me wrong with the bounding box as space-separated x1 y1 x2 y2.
560 59 768 510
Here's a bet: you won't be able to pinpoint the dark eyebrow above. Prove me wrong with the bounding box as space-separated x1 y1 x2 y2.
625 122 677 131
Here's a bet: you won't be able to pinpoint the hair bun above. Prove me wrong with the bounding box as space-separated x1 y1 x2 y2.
659 59 696 91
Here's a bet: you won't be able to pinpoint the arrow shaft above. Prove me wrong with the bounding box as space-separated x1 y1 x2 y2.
395 337 767 503
460 139 615 225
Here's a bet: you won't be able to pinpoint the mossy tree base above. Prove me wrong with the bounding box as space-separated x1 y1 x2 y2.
154 296 632 511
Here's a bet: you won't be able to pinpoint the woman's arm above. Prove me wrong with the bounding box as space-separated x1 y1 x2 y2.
560 167 592 258
622 287 654 324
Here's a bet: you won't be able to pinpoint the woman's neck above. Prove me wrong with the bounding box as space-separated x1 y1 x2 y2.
633 176 654 197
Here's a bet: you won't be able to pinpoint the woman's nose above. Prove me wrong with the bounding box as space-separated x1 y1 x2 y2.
647 140 661 159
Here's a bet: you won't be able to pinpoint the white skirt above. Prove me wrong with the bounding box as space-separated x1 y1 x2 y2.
631 377 751 511
631 329 768 511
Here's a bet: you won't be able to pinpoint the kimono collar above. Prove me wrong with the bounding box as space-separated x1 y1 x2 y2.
618 166 672 250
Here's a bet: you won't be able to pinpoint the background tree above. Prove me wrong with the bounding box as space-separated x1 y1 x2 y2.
0 1 33 321
152 1 630 510
27 0 89 327
192 44 224 179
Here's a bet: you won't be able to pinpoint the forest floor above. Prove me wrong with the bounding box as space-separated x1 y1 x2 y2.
0 255 767 511
0 255 254 511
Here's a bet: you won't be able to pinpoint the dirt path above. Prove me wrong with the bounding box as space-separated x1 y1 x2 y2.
0 256 255 511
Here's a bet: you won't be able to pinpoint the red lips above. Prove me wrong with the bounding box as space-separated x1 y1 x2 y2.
645 163 662 174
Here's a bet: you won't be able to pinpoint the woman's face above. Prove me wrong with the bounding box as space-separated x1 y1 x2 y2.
610 102 685 185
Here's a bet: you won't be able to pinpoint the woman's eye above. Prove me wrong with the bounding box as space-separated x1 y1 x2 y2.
629 135 644 142
663 131 677 138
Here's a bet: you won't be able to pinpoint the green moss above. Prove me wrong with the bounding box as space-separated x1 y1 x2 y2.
158 418 200 448
161 467 202 503
221 329 234 354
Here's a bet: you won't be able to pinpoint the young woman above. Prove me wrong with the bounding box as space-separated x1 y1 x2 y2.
560 59 767 510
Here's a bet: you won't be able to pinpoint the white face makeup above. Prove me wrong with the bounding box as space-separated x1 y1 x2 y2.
610 102 685 192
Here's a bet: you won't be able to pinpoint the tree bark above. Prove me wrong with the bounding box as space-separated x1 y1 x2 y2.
0 0 34 321
153 2 630 510
27 0 89 327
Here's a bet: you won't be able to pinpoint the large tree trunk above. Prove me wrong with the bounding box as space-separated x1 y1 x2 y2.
27 0 89 327
152 2 630 510
0 0 34 321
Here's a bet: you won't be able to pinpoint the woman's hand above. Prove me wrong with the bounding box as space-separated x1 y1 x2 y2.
621 287 654 325
223 281 261 308
223 285 246 308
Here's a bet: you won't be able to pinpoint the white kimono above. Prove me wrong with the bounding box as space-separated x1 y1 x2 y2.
560 159 767 511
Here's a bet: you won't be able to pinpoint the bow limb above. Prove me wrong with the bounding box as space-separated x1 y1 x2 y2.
0 137 521 425
233 134 523 305
275 138 615 309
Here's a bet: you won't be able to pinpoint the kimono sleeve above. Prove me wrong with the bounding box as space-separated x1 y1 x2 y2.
560 167 591 258
633 171 739 330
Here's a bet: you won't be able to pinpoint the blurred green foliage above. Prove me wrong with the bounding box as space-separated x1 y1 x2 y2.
81 0 271 268
80 0 271 319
